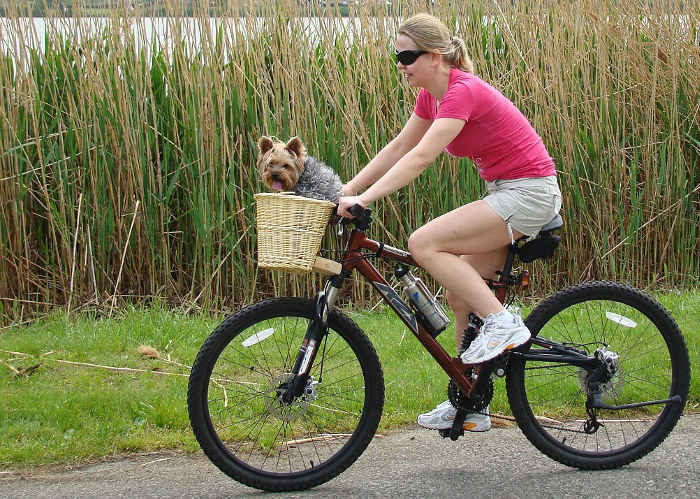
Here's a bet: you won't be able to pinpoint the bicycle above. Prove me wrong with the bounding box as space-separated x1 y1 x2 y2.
187 205 690 492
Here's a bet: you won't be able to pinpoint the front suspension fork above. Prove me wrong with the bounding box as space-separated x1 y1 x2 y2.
282 280 341 404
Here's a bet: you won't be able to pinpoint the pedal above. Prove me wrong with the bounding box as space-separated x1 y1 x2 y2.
439 409 468 440
438 428 450 438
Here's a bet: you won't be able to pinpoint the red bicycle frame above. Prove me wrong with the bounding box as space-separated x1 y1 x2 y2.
339 227 497 397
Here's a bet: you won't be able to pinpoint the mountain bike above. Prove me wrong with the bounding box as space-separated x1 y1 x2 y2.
187 205 690 492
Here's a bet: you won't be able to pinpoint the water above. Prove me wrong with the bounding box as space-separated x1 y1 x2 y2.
0 17 400 65
1 15 695 68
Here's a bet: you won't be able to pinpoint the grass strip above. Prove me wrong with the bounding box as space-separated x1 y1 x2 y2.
1 290 697 468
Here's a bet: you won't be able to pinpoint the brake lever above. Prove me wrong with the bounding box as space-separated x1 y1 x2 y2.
335 204 368 236
337 216 354 236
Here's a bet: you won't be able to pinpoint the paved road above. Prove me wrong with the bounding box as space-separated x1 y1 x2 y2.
2 415 698 498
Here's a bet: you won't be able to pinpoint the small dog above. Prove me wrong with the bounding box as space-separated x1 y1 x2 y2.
257 136 343 204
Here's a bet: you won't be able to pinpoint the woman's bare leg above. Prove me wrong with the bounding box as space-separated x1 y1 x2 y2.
445 249 508 351
408 200 522 318
409 200 530 364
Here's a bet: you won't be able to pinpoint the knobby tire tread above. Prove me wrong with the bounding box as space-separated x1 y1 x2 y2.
187 298 384 491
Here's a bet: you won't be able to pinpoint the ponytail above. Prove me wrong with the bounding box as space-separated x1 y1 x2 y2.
446 36 473 73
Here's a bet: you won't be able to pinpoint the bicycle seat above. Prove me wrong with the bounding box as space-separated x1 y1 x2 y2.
516 214 563 263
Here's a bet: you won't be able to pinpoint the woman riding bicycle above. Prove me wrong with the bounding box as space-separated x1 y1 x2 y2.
337 13 562 431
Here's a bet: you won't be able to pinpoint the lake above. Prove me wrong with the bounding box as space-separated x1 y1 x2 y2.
0 16 401 65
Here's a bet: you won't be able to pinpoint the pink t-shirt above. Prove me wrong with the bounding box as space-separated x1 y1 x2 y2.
414 68 555 181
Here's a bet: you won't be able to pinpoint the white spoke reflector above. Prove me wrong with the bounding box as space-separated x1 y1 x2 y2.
242 328 275 347
605 312 637 328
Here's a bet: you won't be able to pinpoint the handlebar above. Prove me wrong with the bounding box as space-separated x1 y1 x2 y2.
337 204 372 232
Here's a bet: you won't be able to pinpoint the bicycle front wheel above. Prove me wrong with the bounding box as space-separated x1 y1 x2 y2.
507 281 690 469
187 298 384 491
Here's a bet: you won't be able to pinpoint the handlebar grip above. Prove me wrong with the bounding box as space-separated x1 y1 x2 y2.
349 204 370 219
348 204 372 231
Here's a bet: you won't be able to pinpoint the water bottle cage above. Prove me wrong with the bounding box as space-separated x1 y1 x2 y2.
459 313 483 354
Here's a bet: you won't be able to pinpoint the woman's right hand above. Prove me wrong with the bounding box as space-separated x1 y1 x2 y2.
336 195 367 218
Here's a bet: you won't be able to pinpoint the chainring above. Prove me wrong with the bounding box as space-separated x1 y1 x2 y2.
447 377 493 412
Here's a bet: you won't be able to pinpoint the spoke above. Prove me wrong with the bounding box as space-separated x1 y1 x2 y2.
309 402 362 417
623 373 672 390
261 417 286 471
314 392 364 406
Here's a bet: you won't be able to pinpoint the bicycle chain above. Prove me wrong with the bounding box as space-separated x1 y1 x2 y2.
446 346 594 436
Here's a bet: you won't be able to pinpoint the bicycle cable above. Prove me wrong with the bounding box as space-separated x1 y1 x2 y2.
465 408 596 435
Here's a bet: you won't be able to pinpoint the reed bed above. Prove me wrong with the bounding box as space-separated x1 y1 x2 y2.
0 0 698 324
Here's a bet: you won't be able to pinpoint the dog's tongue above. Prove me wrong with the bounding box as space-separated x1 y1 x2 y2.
271 181 283 191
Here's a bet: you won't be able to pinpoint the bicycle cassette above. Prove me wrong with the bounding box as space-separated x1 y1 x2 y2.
578 368 625 399
447 378 493 412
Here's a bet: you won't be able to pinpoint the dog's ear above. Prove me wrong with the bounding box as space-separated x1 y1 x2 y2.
285 137 306 159
258 136 274 155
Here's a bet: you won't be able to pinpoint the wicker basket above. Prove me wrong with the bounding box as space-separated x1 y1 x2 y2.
255 192 336 273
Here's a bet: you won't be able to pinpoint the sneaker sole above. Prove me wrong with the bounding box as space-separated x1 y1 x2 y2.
460 329 531 365
417 419 492 431
463 422 491 432
416 420 453 430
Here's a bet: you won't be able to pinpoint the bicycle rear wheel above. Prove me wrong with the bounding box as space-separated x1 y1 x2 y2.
507 281 690 469
188 298 384 491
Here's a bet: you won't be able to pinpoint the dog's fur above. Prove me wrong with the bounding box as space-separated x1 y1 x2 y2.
257 136 342 203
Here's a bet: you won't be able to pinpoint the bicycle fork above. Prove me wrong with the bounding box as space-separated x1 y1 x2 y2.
282 280 340 404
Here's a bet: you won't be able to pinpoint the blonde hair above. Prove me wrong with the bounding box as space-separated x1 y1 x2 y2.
398 13 474 74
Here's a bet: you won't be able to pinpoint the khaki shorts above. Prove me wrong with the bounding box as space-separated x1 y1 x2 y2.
483 176 562 239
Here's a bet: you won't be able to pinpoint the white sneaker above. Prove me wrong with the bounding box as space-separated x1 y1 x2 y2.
460 310 531 365
416 400 491 431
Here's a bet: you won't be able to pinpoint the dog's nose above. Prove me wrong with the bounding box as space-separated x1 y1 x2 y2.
271 173 279 180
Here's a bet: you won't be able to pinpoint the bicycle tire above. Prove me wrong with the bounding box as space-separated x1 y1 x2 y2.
187 298 384 491
506 281 690 469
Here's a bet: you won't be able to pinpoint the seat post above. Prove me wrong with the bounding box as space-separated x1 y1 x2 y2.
498 243 518 283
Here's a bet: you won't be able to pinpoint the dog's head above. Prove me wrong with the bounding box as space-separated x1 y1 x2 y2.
257 136 307 192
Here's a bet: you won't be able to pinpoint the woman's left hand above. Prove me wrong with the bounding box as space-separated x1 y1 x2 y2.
337 195 367 218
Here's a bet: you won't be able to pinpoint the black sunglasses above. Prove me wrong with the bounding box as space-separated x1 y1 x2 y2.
394 49 427 66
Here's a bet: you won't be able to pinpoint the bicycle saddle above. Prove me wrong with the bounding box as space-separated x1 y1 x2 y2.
516 214 563 263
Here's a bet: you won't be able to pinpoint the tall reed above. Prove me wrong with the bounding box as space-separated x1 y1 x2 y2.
0 0 698 324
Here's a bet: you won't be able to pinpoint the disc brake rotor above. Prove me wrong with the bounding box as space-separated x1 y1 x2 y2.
264 373 315 422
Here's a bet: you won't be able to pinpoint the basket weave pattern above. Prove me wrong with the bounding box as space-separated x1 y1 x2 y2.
255 193 335 273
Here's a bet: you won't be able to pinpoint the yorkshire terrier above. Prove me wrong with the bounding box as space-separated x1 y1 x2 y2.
257 136 343 204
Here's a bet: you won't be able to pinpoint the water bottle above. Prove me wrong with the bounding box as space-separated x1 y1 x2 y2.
395 265 450 336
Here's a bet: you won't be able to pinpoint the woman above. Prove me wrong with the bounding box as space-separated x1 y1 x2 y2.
337 13 561 431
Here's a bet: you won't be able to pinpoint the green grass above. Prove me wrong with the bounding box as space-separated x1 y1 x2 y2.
1 290 697 468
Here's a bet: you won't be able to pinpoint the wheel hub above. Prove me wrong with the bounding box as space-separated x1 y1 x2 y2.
578 347 624 398
264 373 317 422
